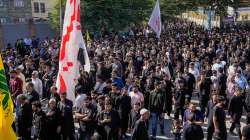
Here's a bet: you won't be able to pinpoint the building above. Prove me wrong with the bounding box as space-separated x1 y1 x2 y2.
182 0 250 28
31 0 56 21
0 0 32 24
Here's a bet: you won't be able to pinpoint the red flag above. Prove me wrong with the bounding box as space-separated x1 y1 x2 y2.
56 0 90 102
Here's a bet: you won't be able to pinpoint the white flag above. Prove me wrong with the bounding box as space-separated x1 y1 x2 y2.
56 0 90 102
148 0 161 38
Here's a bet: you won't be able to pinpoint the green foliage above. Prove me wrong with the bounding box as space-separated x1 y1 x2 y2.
49 0 240 31
48 0 66 32
81 0 154 31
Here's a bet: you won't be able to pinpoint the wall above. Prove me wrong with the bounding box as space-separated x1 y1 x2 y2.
0 22 57 48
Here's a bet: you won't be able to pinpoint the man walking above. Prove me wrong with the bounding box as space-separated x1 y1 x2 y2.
132 108 150 140
213 96 227 140
183 113 204 140
148 81 165 139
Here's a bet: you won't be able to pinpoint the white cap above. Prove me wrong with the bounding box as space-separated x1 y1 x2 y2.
140 108 149 115
17 65 24 70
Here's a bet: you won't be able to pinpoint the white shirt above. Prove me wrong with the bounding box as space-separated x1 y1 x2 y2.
228 65 237 76
212 62 225 72
189 68 200 81
32 78 43 97
75 94 87 109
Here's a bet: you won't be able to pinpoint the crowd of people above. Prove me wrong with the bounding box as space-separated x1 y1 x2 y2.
1 19 250 140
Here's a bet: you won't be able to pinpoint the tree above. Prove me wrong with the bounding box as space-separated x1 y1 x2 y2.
49 0 154 32
49 0 207 32
160 0 198 19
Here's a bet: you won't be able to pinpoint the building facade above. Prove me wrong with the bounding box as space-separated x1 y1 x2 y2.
31 0 56 20
0 0 32 24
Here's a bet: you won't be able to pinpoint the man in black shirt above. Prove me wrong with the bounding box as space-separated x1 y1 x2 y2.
46 98 61 140
132 108 150 140
198 73 212 115
213 96 227 140
26 82 40 104
228 87 246 138
116 88 131 138
16 94 33 140
173 79 186 120
183 68 196 102
58 92 75 140
206 93 217 140
217 68 227 96
163 74 174 117
75 96 96 139
108 83 120 110
183 113 204 140
97 102 121 140
148 81 164 139
31 101 47 140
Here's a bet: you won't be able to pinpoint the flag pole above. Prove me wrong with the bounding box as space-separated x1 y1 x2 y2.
59 0 62 36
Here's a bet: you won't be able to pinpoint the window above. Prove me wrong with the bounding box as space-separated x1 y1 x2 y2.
18 18 25 23
34 2 39 13
40 3 45 13
14 0 24 7
0 0 4 7
0 18 6 23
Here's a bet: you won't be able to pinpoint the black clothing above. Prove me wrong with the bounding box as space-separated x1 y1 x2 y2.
218 73 227 95
184 72 196 98
46 108 61 140
228 95 245 138
43 71 55 99
173 89 186 120
108 92 120 110
27 90 40 104
148 89 164 114
199 78 212 114
97 109 121 140
76 104 96 139
17 102 33 140
58 99 75 140
245 88 250 124
128 110 140 130
163 80 174 115
174 89 186 108
131 119 149 140
117 94 131 135
102 86 112 95
206 100 215 140
228 95 245 117
213 105 227 140
183 123 204 140
242 124 250 140
32 110 47 140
